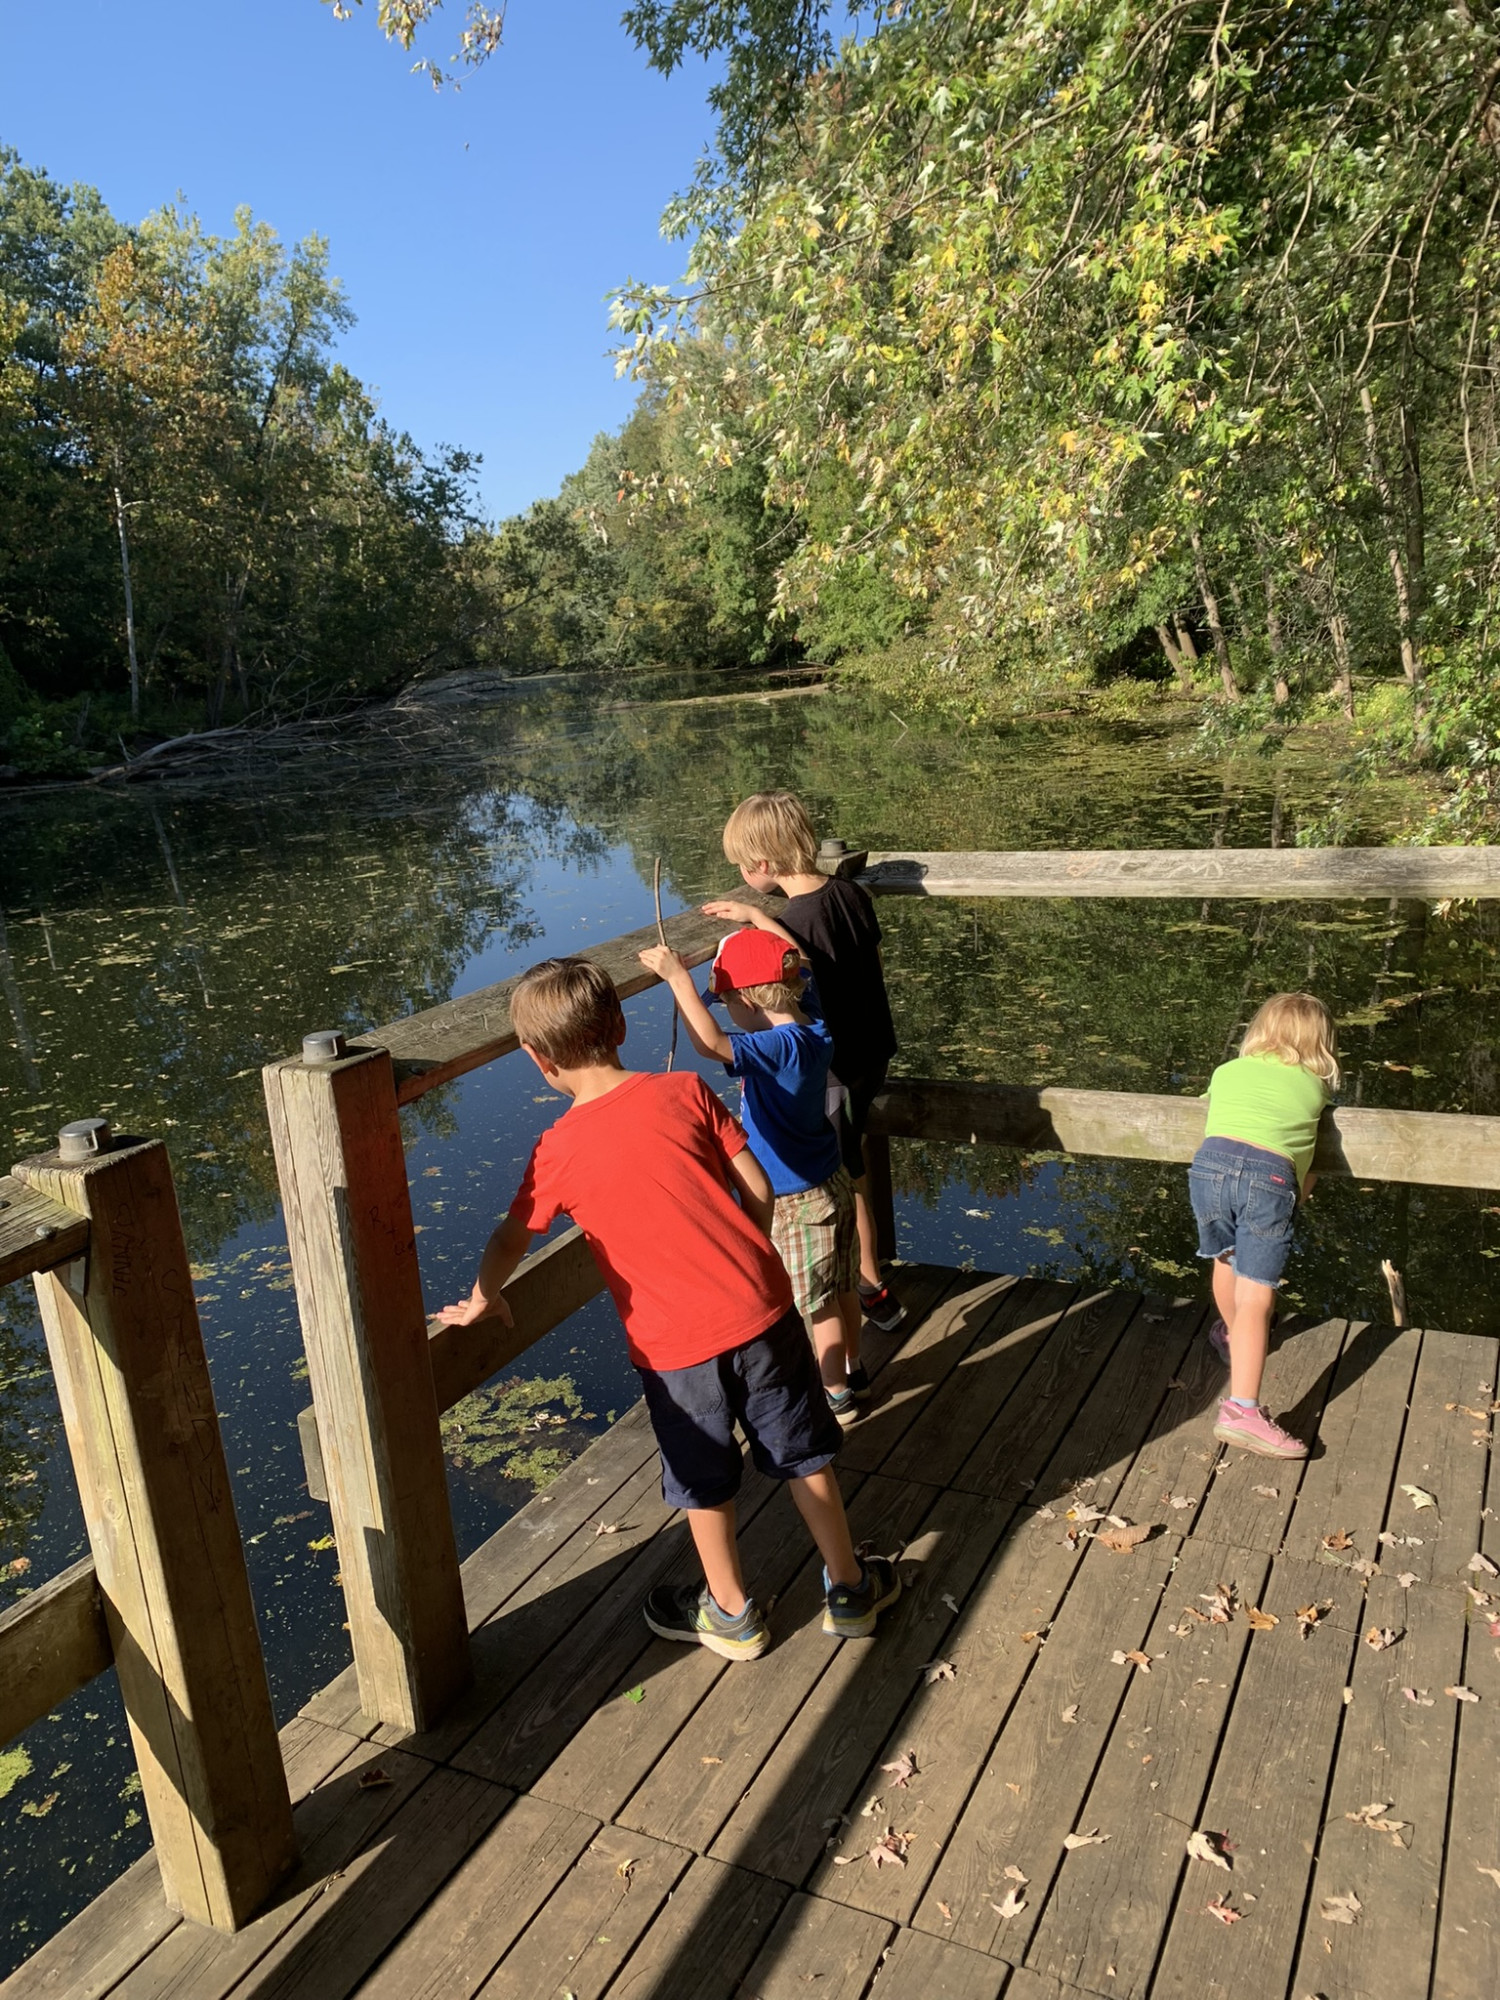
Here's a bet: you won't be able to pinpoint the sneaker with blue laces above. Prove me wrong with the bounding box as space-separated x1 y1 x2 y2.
643 1583 771 1660
822 1554 901 1638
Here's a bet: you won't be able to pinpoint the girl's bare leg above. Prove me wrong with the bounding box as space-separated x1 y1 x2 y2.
1210 1253 1237 1329
788 1466 861 1586
685 1502 747 1615
1228 1275 1277 1404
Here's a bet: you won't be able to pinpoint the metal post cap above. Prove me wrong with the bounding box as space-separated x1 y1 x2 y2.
819 837 848 857
302 1030 348 1065
58 1117 113 1161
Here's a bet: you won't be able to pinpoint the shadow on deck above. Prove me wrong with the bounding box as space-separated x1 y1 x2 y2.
9 1264 1499 2000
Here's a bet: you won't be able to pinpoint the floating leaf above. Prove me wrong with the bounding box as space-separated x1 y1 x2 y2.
1187 1829 1232 1872
1099 1521 1154 1553
1321 1891 1362 1925
1401 1484 1437 1511
991 1886 1026 1919
1063 1828 1110 1849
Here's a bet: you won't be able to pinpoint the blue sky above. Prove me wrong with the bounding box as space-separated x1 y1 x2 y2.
0 0 716 518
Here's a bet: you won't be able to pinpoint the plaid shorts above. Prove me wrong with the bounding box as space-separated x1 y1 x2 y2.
772 1167 859 1323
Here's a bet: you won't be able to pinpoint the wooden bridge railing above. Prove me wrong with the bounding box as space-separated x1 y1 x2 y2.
0 1133 295 1930
267 844 1500 1739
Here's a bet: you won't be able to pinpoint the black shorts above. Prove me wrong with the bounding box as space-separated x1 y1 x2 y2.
836 1065 889 1178
638 1305 843 1511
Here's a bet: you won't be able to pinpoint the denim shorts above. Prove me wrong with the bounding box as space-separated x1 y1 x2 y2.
638 1305 843 1511
1188 1136 1298 1289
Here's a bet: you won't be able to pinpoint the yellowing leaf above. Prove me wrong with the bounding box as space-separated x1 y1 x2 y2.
1401 1484 1437 1511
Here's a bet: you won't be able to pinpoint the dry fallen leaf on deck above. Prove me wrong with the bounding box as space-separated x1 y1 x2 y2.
1187 1830 1233 1872
1004 1864 1029 1884
1245 1606 1279 1630
1099 1522 1155 1553
1167 1493 1197 1509
594 1521 621 1537
1467 1551 1500 1576
1111 1649 1155 1672
1296 1600 1334 1640
1446 1685 1481 1702
881 1749 919 1788
1401 1484 1437 1511
1320 1891 1362 1925
1200 1583 1236 1624
1351 1559 1381 1579
1322 1529 1356 1553
1205 1898 1244 1925
937 1901 954 1921
859 1795 883 1818
616 1858 637 1887
1252 1484 1280 1500
1345 1801 1407 1836
991 1887 1027 1920
1365 1625 1400 1652
870 1829 912 1870
1476 1866 1500 1890
1068 1503 1107 1524
701 1756 723 1766
1397 1572 1420 1589
357 1767 393 1789
1036 1506 1057 1521
1402 1687 1435 1705
922 1659 958 1684
941 1593 962 1614
1061 1703 1080 1724
1063 1829 1110 1850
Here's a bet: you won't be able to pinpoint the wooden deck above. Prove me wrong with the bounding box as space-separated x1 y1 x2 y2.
10 1264 1499 2000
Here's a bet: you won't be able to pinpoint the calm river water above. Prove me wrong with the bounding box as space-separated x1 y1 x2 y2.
2 677 1497 1970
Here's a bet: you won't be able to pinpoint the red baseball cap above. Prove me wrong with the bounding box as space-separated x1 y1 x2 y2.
709 929 800 995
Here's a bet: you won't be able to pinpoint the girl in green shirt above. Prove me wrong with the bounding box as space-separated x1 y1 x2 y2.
1190 993 1340 1459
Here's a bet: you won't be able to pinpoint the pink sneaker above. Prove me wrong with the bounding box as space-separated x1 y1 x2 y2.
1207 1317 1230 1366
1213 1399 1308 1459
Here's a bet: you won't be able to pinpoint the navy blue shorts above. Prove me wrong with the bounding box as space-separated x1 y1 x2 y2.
638 1305 843 1511
1189 1136 1299 1289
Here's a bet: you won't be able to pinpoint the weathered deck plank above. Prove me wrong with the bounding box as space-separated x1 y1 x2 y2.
7 1263 1494 2000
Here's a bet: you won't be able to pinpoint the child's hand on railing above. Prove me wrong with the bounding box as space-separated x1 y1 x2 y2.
435 1286 514 1329
701 898 757 926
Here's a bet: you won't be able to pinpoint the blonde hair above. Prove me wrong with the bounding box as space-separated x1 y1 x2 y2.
511 957 625 1068
722 792 819 876
1241 992 1341 1090
732 978 804 1013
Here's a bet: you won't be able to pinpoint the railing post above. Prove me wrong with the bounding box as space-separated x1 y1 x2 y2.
263 1040 471 1731
14 1124 296 1930
863 1130 897 1265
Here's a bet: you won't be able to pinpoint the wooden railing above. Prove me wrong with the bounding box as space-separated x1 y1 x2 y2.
0 1139 295 1930
268 845 1500 1740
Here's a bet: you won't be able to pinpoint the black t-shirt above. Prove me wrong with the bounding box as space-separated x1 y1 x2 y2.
777 876 897 1084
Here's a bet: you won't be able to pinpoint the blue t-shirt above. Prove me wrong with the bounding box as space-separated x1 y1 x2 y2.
726 1018 841 1197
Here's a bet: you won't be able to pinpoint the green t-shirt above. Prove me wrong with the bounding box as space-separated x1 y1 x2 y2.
1202 1053 1330 1190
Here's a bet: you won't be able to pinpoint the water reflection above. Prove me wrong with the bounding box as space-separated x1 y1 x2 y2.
1 683 1497 1971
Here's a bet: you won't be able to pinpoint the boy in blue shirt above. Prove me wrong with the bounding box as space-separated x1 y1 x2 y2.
640 927 866 1425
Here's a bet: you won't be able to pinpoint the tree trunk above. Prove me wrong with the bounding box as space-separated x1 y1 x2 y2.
1190 531 1239 698
113 484 141 725
1359 388 1421 689
1263 571 1290 706
1328 611 1355 720
1173 619 1200 663
1155 623 1194 694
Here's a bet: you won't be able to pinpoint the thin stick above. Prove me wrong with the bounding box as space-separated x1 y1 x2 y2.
1382 1258 1409 1330
653 856 678 1073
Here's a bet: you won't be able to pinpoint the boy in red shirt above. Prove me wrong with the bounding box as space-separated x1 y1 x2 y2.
437 956 900 1660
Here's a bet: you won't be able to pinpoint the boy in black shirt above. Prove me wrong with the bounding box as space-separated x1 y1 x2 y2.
704 790 905 1343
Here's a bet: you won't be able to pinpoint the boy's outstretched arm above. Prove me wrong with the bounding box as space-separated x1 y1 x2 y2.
700 899 804 957
638 944 732 1062
436 1211 531 1327
725 1145 775 1237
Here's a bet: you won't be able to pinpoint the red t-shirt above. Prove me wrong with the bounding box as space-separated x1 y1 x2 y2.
507 1070 794 1372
